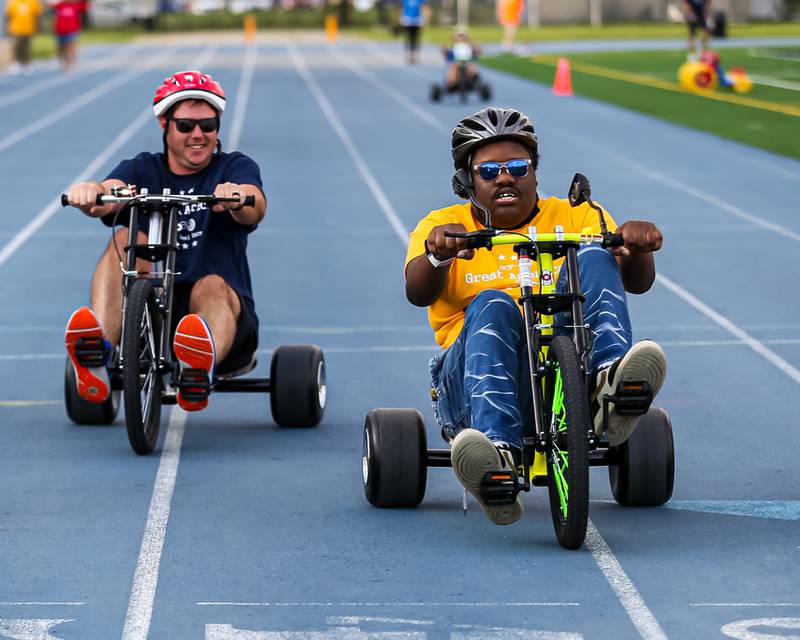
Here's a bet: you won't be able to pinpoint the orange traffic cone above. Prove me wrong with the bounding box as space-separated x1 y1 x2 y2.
553 57 573 96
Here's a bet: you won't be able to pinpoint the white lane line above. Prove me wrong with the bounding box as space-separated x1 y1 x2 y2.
0 602 84 606
228 43 258 151
121 407 188 640
286 41 409 245
691 603 800 607
0 47 177 155
657 273 800 386
0 400 61 407
0 45 218 270
197 602 579 606
0 44 140 110
586 522 667 640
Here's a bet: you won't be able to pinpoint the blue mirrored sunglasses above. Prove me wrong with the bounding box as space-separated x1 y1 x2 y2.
474 158 532 181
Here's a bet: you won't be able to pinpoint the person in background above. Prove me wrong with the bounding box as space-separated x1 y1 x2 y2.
497 0 522 53
5 0 43 75
399 0 429 65
51 0 85 72
684 0 711 60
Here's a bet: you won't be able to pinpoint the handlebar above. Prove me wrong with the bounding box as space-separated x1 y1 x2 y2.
444 229 625 250
61 193 256 208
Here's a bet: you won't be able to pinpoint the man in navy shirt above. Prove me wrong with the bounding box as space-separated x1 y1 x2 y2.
64 70 267 412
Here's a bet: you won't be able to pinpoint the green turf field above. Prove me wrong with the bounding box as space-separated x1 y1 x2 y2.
482 46 800 160
354 21 800 44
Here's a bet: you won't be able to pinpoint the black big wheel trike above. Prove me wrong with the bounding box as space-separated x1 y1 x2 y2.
63 188 326 455
362 174 674 549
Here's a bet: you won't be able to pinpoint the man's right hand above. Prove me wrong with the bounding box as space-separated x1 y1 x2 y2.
66 182 110 217
425 223 475 262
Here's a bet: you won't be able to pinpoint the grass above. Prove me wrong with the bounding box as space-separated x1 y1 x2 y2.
352 21 800 45
481 46 800 160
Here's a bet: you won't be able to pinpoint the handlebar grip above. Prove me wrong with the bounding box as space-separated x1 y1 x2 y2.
603 233 625 248
61 194 69 207
243 195 255 207
443 231 489 250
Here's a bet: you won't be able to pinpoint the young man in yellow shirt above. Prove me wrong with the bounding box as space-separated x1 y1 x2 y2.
5 0 43 74
405 107 667 525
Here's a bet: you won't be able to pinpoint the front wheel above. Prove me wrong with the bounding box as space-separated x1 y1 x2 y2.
545 335 590 550
122 279 163 455
609 407 675 506
270 345 326 427
363 408 427 508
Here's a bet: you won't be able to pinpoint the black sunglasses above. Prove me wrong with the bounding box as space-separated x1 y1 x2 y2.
170 117 219 134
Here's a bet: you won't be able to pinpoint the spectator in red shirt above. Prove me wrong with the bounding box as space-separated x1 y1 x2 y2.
50 0 86 71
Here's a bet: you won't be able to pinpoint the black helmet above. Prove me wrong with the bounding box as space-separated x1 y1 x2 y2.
451 107 538 172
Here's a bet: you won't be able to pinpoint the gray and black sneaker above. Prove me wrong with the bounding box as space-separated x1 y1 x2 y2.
451 429 523 525
592 340 667 447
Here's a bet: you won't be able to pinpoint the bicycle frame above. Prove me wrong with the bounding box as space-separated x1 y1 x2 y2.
476 226 603 487
118 188 180 382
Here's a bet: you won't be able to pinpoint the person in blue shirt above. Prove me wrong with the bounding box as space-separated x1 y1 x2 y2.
684 0 710 59
63 70 267 412
399 0 430 64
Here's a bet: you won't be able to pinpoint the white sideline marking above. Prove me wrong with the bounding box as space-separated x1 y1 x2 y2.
287 42 409 246
0 618 73 640
121 408 187 640
721 617 800 640
229 43 258 151
585 522 667 640
692 603 800 607
197 602 579 607
657 274 800 386
206 625 425 639
327 617 432 625
0 400 61 407
0 48 177 154
0 603 84 606
0 45 217 270
750 74 800 91
0 44 140 110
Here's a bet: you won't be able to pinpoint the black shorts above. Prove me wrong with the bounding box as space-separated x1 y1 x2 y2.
405 25 421 52
170 282 259 376
688 15 709 35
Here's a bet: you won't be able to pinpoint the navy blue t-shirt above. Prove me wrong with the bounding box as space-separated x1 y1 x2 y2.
686 0 707 18
103 151 263 318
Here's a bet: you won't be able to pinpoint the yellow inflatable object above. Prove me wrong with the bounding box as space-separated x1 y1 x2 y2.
728 69 753 94
678 62 718 93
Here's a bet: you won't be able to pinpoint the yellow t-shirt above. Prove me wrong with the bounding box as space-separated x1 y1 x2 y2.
6 0 43 36
405 196 617 349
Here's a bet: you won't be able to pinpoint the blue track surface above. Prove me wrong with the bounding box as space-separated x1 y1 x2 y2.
1 34 799 640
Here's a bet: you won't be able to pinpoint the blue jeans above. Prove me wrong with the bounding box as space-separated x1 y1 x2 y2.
430 245 632 449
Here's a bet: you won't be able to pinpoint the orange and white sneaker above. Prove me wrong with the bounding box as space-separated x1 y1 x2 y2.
173 314 215 412
65 307 110 404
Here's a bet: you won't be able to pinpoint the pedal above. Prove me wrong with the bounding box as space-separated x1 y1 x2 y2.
177 368 211 402
603 380 653 417
479 469 520 506
74 336 107 368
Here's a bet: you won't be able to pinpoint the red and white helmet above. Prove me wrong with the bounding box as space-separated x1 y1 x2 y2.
152 71 226 117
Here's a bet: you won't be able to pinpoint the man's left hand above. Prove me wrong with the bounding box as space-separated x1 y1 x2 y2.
612 220 663 257
212 182 246 212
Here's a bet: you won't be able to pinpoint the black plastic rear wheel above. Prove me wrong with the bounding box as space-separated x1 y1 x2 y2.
64 356 120 425
122 279 163 455
270 345 326 427
609 406 675 506
363 408 427 508
545 335 590 550
430 83 442 102
479 83 492 101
